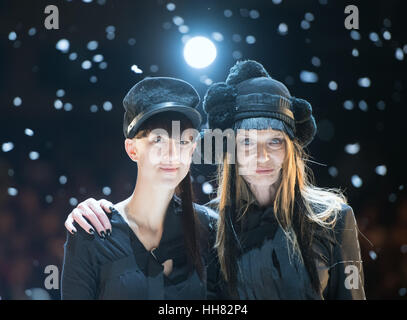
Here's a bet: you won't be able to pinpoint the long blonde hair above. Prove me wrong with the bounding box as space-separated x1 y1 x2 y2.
214 117 347 294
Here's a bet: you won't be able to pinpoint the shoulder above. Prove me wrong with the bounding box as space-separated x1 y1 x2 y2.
63 227 95 260
64 220 102 256
334 203 357 231
331 203 360 246
312 203 357 246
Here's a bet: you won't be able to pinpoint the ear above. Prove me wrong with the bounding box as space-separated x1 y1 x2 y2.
124 138 138 162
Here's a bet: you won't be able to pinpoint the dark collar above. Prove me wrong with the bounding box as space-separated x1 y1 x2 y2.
110 195 187 277
241 200 276 231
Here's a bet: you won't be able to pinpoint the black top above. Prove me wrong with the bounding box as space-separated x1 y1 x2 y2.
206 200 366 300
61 195 218 300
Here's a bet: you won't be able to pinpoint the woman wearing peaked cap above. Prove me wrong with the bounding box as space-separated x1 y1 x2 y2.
61 77 218 299
203 60 366 300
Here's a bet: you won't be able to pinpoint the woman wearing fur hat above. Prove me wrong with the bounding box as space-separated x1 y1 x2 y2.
203 60 366 300
61 77 218 299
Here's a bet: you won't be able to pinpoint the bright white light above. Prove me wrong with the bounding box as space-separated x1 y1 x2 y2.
375 165 387 176
131 65 143 74
351 175 363 188
2 142 14 152
202 182 213 194
13 97 22 106
59 175 67 184
87 40 98 51
56 39 70 53
56 89 65 97
369 250 377 260
82 60 92 70
103 101 113 111
29 151 39 160
345 143 360 155
278 23 288 35
103 186 111 195
8 31 17 41
343 100 354 110
358 77 371 87
93 54 104 63
54 99 63 109
64 103 73 111
69 197 78 206
395 48 404 61
328 81 338 91
8 187 18 196
183 36 217 69
300 71 318 83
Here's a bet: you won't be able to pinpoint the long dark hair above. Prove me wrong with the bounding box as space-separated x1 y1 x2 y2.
134 111 204 280
176 172 204 280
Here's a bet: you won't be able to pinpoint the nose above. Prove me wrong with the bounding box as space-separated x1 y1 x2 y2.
256 143 269 163
162 138 180 163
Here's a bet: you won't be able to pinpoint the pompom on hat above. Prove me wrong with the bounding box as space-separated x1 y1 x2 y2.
203 60 317 147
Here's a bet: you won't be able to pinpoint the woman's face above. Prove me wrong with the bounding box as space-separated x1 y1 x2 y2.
236 128 286 187
125 128 197 189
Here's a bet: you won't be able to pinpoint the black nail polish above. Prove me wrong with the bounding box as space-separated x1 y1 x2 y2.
109 206 114 212
89 228 95 234
100 231 106 239
106 229 111 237
72 230 77 235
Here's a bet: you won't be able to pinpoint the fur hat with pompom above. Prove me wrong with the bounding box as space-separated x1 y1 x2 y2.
203 60 317 147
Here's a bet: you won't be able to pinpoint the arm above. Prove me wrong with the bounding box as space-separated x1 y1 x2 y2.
61 227 99 299
326 204 366 300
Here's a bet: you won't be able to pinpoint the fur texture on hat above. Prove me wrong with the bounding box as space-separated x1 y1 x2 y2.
202 82 237 131
122 77 201 138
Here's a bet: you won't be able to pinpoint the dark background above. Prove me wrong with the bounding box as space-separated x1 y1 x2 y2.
0 0 406 299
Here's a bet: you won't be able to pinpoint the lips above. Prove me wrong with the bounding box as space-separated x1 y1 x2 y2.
255 168 274 174
160 167 179 172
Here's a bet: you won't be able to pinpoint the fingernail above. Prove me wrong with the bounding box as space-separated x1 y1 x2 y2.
72 230 77 235
89 228 95 234
100 231 106 239
109 206 114 212
106 229 111 237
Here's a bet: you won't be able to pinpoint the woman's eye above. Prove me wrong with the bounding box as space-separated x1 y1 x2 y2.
180 140 190 145
241 138 252 145
153 136 162 143
269 138 283 145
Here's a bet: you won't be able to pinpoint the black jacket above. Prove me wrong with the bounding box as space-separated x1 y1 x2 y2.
206 199 366 300
61 195 218 300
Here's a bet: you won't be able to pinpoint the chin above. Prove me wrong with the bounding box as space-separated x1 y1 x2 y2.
244 174 278 186
156 175 182 187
